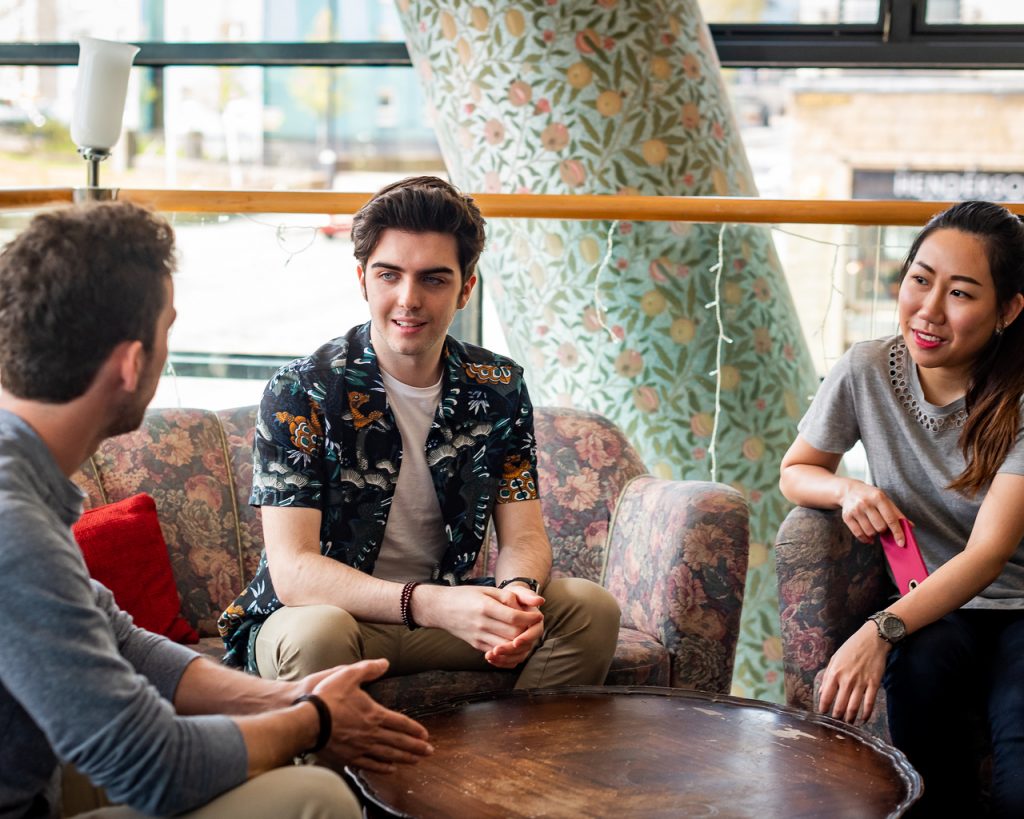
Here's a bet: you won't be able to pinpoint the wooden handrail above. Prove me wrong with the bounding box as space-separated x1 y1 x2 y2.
1 187 1022 226
0 188 74 209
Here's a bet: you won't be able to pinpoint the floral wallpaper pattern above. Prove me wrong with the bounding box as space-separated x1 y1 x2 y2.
396 0 819 700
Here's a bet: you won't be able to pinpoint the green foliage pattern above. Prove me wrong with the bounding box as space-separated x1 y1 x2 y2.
396 0 819 701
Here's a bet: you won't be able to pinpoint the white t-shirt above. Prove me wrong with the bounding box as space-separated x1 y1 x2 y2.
372 369 448 582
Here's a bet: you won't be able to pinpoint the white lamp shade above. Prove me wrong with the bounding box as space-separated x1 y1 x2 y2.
71 37 140 152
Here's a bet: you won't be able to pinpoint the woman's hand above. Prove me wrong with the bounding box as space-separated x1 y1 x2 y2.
780 437 906 545
817 621 891 723
839 479 909 546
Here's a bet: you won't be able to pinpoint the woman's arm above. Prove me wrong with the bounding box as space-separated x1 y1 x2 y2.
780 435 910 546
817 471 1024 723
887 472 1024 631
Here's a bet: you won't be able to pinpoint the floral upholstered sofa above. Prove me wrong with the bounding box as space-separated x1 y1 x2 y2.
73 405 750 710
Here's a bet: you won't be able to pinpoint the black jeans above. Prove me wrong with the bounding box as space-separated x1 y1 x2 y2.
884 609 1024 818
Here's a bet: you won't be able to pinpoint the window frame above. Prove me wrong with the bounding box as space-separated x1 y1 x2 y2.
1 1 1023 69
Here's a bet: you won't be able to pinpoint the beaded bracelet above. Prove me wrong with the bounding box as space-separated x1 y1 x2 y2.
400 580 421 630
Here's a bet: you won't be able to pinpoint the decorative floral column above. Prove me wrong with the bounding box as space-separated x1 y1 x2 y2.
396 0 818 701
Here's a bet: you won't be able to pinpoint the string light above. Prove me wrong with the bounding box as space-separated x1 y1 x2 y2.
591 218 620 343
869 224 883 340
705 222 730 483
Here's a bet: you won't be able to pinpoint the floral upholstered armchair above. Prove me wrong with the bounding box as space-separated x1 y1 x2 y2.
74 405 750 711
775 506 896 738
776 500 999 806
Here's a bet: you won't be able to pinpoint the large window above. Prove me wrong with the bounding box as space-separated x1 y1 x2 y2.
2 0 1023 405
926 1 1024 24
702 0 881 23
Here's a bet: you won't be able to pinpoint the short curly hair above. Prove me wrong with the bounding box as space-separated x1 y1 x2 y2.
351 176 486 282
0 202 176 402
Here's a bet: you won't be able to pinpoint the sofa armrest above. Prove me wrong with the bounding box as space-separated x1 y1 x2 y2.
602 476 749 694
775 506 894 711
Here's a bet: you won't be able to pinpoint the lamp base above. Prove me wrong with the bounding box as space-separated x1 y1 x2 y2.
75 147 116 201
73 187 118 203
77 146 110 186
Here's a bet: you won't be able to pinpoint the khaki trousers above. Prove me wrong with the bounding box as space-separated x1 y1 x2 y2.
255 577 620 688
64 765 360 819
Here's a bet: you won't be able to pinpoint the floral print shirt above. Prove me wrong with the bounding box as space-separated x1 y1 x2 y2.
219 322 538 670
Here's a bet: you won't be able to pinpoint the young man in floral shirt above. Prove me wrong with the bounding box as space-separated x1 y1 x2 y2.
221 177 620 687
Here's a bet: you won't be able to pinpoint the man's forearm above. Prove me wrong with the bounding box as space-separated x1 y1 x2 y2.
173 657 321 781
173 656 302 716
272 550 407 623
494 535 552 588
235 701 321 778
262 505 406 623
491 499 553 588
495 557 551 589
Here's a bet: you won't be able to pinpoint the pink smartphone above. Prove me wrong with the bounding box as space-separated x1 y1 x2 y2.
879 518 929 595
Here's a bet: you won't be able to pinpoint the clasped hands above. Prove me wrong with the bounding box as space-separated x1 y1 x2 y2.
414 583 545 669
483 584 546 669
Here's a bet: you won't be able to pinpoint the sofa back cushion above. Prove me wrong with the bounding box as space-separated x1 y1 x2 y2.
475 408 647 583
72 404 648 634
215 406 265 582
536 409 647 581
73 408 249 637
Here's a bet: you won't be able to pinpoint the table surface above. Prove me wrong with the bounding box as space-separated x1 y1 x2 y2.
350 686 921 819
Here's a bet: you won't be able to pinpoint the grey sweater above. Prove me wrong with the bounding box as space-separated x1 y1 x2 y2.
0 410 247 818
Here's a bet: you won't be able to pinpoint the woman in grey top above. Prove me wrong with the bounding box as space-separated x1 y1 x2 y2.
780 201 1024 817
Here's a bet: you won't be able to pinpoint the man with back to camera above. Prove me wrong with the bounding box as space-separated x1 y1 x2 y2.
219 176 621 688
0 202 432 819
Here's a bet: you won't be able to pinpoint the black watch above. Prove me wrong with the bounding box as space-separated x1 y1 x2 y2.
499 577 540 593
868 610 907 645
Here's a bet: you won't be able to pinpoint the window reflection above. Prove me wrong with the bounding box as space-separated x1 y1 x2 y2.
0 0 405 43
699 0 879 24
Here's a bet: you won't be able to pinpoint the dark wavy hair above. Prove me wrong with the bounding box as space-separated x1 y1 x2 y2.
900 200 1024 495
0 202 175 402
350 176 486 282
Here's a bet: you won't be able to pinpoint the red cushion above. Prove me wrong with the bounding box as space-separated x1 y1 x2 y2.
73 493 198 644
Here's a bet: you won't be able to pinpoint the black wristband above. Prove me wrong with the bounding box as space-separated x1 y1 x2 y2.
292 693 331 755
499 577 540 593
401 581 422 630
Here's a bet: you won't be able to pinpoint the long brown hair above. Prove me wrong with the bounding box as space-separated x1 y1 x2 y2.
900 201 1024 495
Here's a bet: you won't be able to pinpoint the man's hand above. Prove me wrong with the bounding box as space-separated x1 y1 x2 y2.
484 585 545 668
817 621 890 723
414 584 543 656
312 659 433 773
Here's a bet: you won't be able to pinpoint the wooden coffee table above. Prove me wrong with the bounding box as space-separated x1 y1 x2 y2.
349 686 920 818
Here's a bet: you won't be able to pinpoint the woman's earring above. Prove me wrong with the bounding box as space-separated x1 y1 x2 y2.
995 324 1005 337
